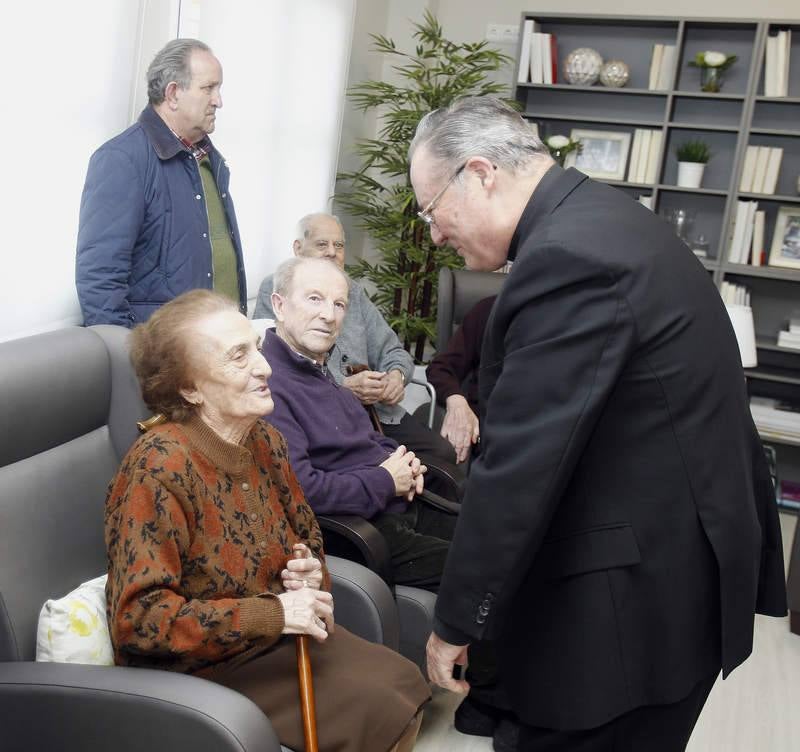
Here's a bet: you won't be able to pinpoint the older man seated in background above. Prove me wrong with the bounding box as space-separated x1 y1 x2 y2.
260 256 458 592
254 212 462 483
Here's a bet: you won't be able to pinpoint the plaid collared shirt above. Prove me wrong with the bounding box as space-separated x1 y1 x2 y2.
177 134 211 162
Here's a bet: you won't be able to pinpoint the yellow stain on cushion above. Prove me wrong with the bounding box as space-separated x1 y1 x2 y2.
67 600 100 637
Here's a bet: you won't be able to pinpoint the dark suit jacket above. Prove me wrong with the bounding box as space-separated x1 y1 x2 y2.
433 167 787 730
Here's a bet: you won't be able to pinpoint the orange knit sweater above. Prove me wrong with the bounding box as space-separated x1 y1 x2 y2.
104 416 329 674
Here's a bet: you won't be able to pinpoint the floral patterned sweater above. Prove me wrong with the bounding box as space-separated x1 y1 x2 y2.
104 416 329 674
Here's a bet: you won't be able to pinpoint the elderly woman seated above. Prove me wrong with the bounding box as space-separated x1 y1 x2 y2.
104 290 429 752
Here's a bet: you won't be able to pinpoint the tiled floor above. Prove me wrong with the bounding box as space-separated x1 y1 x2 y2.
415 513 799 751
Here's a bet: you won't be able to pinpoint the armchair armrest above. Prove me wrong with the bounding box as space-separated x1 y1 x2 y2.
0 661 281 752
317 514 393 586
326 555 399 651
417 488 461 516
409 377 436 430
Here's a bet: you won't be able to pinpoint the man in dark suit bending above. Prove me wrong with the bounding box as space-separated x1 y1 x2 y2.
409 96 787 751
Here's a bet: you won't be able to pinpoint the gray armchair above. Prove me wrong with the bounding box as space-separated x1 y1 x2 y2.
0 325 400 752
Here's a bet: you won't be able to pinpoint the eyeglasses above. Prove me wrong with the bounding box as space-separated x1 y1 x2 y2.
417 162 467 227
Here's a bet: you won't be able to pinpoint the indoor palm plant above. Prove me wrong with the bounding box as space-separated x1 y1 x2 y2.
335 11 512 361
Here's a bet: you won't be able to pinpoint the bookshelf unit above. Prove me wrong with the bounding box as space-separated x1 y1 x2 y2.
513 14 800 508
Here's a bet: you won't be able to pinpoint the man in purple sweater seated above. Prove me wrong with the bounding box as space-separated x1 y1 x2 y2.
262 256 456 591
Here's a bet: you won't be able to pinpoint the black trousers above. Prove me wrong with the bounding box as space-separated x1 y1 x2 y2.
382 411 465 491
371 498 458 592
518 672 718 752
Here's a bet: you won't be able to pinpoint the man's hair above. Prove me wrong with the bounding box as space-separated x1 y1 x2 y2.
295 213 346 244
147 38 212 105
273 256 349 298
130 290 236 421
408 96 548 181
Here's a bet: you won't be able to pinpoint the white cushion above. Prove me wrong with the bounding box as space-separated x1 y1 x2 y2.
36 574 114 665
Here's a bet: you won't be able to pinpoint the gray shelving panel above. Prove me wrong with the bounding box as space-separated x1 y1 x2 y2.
514 12 799 495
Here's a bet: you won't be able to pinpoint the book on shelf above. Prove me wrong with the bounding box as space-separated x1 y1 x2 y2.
751 146 771 194
762 147 783 195
517 19 536 84
765 30 792 97
648 44 664 90
549 34 558 84
751 396 800 439
739 146 758 193
789 312 800 334
541 33 553 85
720 280 750 306
656 45 676 90
644 131 662 184
780 480 800 504
628 130 643 182
777 330 800 350
751 210 766 266
636 129 652 184
530 32 544 84
638 194 654 210
728 201 759 264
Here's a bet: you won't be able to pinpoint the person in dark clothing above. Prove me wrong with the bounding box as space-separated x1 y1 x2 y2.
262 255 457 592
426 295 496 464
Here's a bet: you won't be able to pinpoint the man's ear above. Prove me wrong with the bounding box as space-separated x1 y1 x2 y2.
164 81 181 110
467 156 497 189
271 292 285 322
292 240 303 256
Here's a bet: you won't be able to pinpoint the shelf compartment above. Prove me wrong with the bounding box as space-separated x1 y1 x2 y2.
527 16 679 91
741 133 800 198
758 24 800 99
656 191 726 261
677 22 758 96
519 87 667 124
670 96 742 129
751 99 800 132
662 128 738 191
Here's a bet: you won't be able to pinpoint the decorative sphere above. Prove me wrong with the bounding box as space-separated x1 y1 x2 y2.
599 60 630 88
563 48 603 86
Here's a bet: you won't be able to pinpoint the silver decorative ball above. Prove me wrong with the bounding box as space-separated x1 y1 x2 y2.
599 60 630 88
563 48 603 86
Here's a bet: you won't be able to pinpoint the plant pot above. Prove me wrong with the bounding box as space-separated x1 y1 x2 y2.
677 161 705 189
700 66 724 92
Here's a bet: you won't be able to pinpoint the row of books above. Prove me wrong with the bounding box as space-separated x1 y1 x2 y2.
764 30 792 97
517 20 557 85
627 129 662 184
720 281 751 307
739 146 784 195
728 201 766 266
648 44 676 90
777 314 800 351
751 397 800 442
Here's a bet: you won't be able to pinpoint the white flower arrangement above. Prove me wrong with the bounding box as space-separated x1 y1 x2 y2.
545 135 582 165
688 50 737 71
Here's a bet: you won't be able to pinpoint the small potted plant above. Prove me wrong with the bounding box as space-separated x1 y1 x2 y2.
676 140 711 188
687 50 737 93
546 135 582 167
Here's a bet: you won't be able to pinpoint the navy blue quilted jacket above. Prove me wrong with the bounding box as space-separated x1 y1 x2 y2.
75 106 246 326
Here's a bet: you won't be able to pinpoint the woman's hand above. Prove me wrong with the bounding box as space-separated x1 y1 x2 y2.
277 587 334 642
281 543 324 591
441 394 479 464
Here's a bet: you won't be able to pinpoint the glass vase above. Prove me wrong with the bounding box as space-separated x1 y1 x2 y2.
700 66 724 93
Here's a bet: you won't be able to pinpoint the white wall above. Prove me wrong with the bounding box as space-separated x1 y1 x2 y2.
0 0 354 342
1 0 141 341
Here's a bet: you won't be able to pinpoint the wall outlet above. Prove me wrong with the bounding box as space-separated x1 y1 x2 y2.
486 23 518 44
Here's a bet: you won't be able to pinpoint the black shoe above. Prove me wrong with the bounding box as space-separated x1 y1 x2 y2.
493 716 521 752
454 696 501 737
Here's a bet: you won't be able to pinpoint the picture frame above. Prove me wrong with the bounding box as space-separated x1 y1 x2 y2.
564 128 632 181
768 206 800 269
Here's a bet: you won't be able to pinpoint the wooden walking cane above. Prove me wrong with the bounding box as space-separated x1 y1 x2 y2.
292 548 319 752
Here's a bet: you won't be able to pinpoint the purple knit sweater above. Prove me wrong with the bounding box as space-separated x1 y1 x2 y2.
262 330 405 518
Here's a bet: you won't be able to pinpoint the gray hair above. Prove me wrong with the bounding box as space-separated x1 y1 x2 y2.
273 256 349 298
408 96 549 180
147 38 212 105
295 213 346 243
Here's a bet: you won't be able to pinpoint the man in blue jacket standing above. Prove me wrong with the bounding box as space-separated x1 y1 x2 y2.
76 38 246 326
